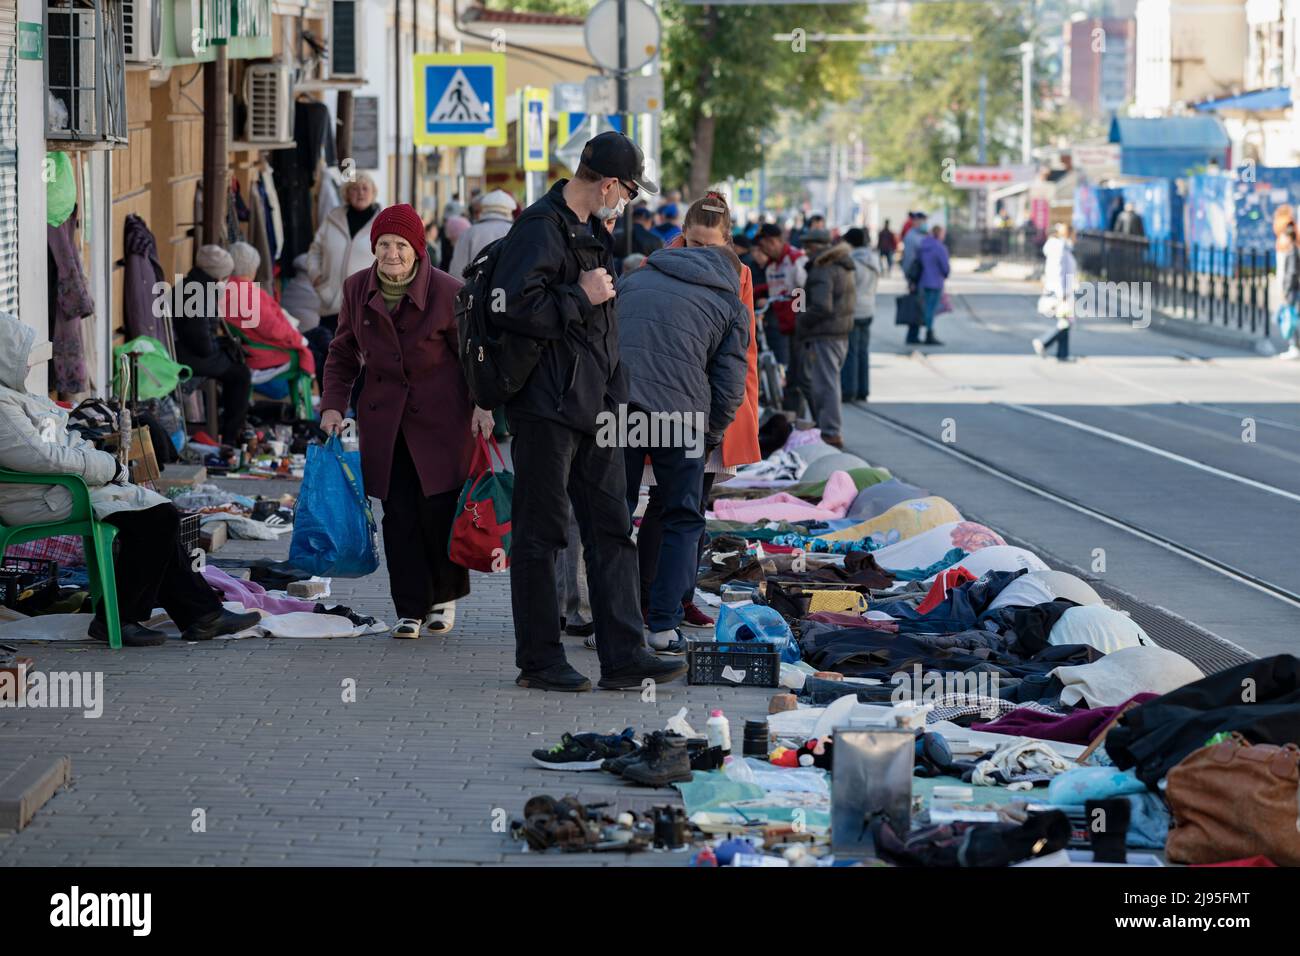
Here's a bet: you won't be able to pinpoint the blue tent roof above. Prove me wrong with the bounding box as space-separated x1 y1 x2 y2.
1109 116 1231 150
1194 87 1291 113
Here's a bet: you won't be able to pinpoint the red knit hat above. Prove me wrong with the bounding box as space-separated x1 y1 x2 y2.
370 203 427 259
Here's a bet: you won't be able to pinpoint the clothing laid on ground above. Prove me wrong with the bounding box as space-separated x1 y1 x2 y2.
1051 645 1203 708
973 694 1159 745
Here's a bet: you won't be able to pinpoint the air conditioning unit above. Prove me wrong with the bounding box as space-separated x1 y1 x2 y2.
329 0 364 79
122 0 162 63
244 62 294 144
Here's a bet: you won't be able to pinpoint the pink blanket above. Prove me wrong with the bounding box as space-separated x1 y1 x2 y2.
712 471 858 523
201 565 316 614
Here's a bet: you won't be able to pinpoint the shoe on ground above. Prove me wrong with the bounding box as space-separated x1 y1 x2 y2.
425 601 455 633
1280 345 1300 360
680 601 714 629
601 740 647 775
1031 338 1045 357
516 660 592 692
620 732 694 787
823 434 844 449
532 728 638 771
181 609 261 642
598 649 688 690
646 628 688 655
564 619 596 637
924 334 944 346
87 618 167 647
391 617 422 639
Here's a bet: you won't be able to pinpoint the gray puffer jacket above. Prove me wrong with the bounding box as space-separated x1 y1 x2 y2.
797 242 856 339
616 247 750 446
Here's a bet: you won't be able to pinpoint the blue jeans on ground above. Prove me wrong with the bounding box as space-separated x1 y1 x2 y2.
624 442 707 633
841 318 871 400
921 287 943 331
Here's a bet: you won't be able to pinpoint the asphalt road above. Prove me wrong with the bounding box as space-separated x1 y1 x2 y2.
840 272 1300 658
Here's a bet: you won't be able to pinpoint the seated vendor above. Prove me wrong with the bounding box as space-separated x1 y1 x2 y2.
222 242 318 383
0 312 259 647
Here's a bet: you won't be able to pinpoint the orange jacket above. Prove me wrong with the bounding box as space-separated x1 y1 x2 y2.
659 236 760 466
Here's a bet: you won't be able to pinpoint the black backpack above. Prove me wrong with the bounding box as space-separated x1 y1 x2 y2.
454 232 546 410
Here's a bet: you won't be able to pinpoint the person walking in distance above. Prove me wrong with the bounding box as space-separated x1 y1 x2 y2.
490 131 688 693
1032 223 1079 362
877 220 897 275
1278 220 1300 360
790 228 856 447
916 224 950 347
841 227 880 404
754 222 806 389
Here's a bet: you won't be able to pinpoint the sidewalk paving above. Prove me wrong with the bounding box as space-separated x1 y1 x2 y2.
0 476 776 866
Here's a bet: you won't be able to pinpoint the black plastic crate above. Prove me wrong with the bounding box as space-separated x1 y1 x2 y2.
0 558 59 611
179 512 202 555
687 640 780 688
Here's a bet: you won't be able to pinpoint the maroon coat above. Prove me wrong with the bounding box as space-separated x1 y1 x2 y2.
320 260 473 500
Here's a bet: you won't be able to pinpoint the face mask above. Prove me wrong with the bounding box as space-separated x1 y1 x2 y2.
596 182 626 222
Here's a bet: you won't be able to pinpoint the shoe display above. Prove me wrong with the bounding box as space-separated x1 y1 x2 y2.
531 728 638 771
516 661 593 692
391 618 422 639
620 732 694 787
680 601 714 629
180 609 261 642
87 619 167 648
597 650 688 690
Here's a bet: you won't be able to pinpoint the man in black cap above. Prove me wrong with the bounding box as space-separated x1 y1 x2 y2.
491 131 687 693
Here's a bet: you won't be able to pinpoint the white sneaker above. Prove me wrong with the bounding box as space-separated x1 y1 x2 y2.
425 602 456 633
1280 346 1300 361
391 618 421 639
1031 339 1045 358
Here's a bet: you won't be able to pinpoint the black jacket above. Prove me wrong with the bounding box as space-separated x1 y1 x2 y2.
172 267 225 366
797 242 857 340
493 180 626 433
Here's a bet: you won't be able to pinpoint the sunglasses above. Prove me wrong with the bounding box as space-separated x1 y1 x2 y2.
619 180 639 202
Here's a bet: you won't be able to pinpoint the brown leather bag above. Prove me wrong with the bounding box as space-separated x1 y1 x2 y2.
1165 733 1300 866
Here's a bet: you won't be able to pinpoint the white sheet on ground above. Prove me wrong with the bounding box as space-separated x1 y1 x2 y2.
1048 605 1151 653
1053 644 1202 708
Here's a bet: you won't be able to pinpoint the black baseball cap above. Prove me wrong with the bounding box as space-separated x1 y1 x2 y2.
757 223 783 240
580 131 659 196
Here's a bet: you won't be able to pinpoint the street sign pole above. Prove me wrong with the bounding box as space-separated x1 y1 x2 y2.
618 0 633 259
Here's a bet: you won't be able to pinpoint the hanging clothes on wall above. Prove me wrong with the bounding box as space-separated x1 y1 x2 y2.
256 161 284 261
121 214 168 342
47 210 93 396
271 98 336 278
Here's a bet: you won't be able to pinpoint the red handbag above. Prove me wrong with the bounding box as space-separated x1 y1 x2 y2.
447 436 513 573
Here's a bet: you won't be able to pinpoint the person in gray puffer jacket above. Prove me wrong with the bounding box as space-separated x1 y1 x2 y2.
613 245 749 650
791 230 856 446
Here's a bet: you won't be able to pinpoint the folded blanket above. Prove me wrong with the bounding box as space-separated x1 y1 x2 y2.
712 470 858 524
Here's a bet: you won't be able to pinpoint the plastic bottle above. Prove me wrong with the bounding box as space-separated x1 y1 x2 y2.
706 709 732 755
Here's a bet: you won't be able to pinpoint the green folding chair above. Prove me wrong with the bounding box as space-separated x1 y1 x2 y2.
0 469 122 649
226 325 315 421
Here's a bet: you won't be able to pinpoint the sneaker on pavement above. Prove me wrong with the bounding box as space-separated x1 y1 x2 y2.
564 620 595 637
680 601 714 629
1280 345 1300 360
646 628 687 655
597 650 688 690
532 728 638 771
516 660 592 692
1031 338 1045 357
181 609 261 642
620 732 693 787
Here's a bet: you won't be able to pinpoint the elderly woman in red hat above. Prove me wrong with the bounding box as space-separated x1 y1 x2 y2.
319 203 494 639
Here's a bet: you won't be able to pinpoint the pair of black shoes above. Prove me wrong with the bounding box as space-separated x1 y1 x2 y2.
516 649 687 693
88 609 262 647
601 731 723 787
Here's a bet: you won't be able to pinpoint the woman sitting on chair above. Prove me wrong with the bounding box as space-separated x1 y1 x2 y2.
0 312 258 647
222 242 317 384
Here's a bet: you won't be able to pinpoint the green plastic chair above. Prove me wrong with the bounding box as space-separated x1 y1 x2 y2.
225 325 315 421
0 468 122 649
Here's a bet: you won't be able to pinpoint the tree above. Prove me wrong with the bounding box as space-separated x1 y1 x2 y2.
660 3 865 197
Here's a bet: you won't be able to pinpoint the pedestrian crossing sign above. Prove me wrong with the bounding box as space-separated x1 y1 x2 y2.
413 53 506 146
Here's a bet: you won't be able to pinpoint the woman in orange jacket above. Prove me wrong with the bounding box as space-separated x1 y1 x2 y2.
635 192 761 628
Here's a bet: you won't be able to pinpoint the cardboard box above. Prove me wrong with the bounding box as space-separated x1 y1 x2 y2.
152 464 207 493
103 427 161 484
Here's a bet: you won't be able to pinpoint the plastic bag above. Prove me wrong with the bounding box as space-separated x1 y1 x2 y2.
288 436 380 577
448 436 514 572
716 603 800 663
1278 303 1298 340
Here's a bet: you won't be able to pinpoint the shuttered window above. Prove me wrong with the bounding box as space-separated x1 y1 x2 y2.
0 0 18 315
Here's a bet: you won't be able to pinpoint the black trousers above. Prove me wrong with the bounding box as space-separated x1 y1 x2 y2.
637 472 715 609
187 352 251 445
99 503 222 628
381 433 469 620
509 414 643 673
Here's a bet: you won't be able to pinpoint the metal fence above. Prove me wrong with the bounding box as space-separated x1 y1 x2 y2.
1074 231 1275 338
945 227 1044 265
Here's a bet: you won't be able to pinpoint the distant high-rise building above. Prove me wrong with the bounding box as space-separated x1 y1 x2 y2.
1063 16 1137 119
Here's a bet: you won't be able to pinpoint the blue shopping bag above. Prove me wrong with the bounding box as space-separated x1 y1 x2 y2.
1278 303 1298 341
288 436 381 577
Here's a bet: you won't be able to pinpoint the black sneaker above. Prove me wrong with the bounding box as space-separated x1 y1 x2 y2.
597 650 688 691
87 618 167 648
181 609 261 641
532 728 638 771
621 732 693 787
564 620 596 637
516 661 592 692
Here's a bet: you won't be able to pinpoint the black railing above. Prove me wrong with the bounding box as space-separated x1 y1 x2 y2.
1074 231 1275 338
945 227 1044 265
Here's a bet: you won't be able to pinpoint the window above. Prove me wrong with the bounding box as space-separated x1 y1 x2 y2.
46 0 127 144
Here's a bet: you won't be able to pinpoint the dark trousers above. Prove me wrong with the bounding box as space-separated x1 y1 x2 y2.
763 312 789 366
187 352 251 445
1041 324 1070 360
304 326 333 384
99 503 221 628
381 433 469 620
638 471 714 612
509 414 643 673
842 318 871 400
624 445 706 633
